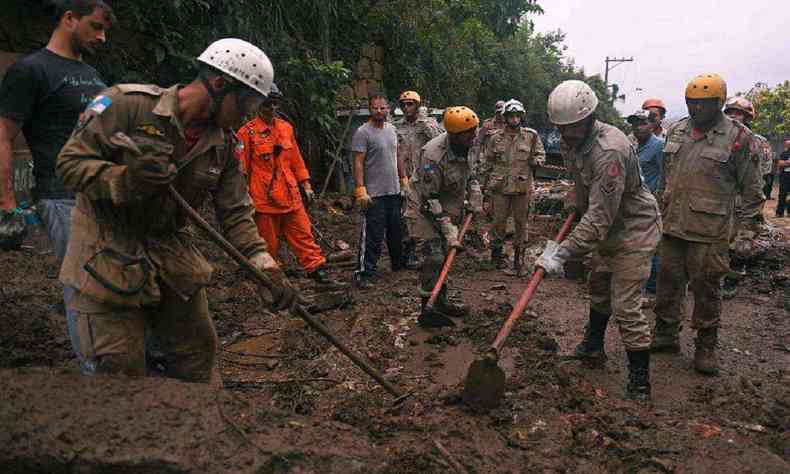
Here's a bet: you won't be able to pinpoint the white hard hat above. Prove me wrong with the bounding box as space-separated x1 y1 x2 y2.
547 80 599 125
197 38 274 97
503 99 525 115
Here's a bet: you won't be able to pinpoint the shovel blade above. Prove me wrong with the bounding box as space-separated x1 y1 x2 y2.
462 357 506 410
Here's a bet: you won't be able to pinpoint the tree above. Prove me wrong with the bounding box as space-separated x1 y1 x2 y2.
748 82 790 142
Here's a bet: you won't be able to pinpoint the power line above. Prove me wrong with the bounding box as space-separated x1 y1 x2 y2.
604 56 634 101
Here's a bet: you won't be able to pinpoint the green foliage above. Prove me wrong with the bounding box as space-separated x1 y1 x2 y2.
2 0 628 169
748 82 790 142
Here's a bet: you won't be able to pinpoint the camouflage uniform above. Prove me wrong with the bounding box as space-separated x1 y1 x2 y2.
655 114 763 342
405 132 481 322
481 126 545 268
561 121 662 350
392 115 442 178
57 84 267 382
393 115 443 267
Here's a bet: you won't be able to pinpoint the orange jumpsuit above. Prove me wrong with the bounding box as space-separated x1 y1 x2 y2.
235 116 325 272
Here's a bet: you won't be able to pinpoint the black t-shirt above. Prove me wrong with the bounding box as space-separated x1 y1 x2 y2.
0 48 106 199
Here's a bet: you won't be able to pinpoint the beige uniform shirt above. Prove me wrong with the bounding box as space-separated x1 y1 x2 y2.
657 114 764 244
393 116 442 177
405 133 476 238
481 127 545 195
561 120 661 259
57 84 266 307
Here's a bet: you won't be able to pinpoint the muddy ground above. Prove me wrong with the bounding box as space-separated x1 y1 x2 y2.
1 190 788 473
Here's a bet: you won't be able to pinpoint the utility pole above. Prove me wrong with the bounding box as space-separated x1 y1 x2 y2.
604 56 634 101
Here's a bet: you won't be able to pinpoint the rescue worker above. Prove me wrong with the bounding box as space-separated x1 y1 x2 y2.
55 39 297 383
723 97 774 206
392 90 442 269
481 99 545 272
536 80 661 401
235 83 341 285
405 106 484 328
475 100 507 162
642 98 668 140
652 74 764 375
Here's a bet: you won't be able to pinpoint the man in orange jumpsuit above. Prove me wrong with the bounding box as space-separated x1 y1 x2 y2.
236 83 340 285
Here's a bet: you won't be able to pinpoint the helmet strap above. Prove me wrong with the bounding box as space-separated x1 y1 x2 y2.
199 70 234 122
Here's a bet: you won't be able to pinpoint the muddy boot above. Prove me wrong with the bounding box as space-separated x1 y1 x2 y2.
435 286 469 318
694 328 719 375
491 243 507 270
625 350 651 401
573 309 610 364
513 246 523 275
308 266 347 288
403 241 421 270
649 320 681 353
418 297 455 328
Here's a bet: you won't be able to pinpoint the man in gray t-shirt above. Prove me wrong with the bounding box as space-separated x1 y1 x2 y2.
351 95 406 287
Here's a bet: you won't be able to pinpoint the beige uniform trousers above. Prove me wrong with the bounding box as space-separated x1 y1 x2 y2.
654 235 729 330
491 192 530 246
588 250 653 350
71 284 217 383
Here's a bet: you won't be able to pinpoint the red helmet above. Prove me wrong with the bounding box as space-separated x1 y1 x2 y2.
641 98 666 114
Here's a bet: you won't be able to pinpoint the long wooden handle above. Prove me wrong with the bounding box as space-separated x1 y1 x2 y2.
490 212 576 353
426 213 474 308
167 185 404 399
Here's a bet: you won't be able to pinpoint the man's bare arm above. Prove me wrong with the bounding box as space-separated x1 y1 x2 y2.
354 151 366 188
0 117 22 210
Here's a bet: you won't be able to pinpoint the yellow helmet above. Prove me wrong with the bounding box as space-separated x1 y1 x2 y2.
685 73 727 105
399 90 421 103
443 106 479 134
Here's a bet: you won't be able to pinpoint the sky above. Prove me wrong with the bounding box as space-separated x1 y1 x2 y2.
532 0 790 121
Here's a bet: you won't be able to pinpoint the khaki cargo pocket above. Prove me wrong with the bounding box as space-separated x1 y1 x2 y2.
686 195 730 238
81 247 160 307
697 147 729 177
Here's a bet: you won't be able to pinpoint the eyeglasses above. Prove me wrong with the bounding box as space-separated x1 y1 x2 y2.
400 101 416 107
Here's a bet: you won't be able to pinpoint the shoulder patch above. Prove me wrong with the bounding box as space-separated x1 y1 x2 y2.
606 161 620 177
88 95 112 114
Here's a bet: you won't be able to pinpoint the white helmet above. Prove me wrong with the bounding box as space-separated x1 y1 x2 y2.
547 80 599 125
503 99 525 115
197 38 273 97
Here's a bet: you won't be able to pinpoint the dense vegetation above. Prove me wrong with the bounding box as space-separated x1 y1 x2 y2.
3 0 628 175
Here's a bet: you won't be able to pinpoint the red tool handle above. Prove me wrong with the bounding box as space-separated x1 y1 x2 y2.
490 212 576 352
426 213 474 309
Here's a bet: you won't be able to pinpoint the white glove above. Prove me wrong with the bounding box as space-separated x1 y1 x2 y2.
249 252 298 311
535 240 566 276
438 216 461 249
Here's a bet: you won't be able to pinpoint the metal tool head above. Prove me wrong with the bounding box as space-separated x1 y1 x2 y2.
461 350 505 410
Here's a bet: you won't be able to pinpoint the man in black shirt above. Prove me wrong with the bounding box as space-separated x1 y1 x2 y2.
0 0 114 366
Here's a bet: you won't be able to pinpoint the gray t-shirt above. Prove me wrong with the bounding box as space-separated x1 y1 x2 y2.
351 121 400 197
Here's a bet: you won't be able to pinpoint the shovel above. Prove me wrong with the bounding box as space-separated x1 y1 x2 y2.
462 212 576 410
168 185 409 402
424 212 474 315
109 132 407 402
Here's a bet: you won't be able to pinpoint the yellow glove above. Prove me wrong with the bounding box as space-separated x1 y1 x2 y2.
355 186 372 210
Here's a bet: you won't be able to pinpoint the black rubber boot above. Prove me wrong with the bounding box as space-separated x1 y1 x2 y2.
491 243 507 270
573 309 611 364
435 286 469 318
694 327 719 375
625 350 651 401
418 296 455 328
308 266 347 287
